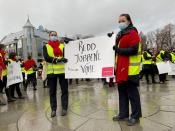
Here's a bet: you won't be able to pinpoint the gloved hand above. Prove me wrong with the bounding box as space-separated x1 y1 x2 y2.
4 60 10 65
113 45 119 53
55 58 62 63
107 32 114 38
64 39 70 44
61 58 68 63
113 45 116 50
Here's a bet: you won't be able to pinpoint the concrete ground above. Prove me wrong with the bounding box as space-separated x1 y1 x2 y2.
0 77 175 131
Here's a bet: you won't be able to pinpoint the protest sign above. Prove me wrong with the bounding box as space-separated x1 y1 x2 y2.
7 61 23 87
168 63 175 75
156 61 172 74
65 35 115 78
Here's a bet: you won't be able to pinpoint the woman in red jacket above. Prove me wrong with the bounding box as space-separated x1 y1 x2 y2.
112 14 142 126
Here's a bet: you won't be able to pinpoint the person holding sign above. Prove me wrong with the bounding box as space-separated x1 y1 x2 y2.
112 14 142 126
156 45 172 84
8 52 25 99
43 31 68 117
142 48 156 84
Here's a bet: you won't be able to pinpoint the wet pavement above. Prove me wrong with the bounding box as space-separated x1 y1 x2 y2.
0 78 175 131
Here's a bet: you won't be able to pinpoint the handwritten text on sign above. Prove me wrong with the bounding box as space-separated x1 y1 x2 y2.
7 61 23 87
65 35 115 78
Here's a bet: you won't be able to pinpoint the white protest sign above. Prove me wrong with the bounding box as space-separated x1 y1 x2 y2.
168 63 175 75
65 35 115 78
156 61 172 74
7 61 23 87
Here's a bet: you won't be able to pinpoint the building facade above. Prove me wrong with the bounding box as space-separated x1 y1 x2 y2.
0 18 50 61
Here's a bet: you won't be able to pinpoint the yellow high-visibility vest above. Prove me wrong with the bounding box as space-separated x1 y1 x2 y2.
46 43 65 75
170 53 175 62
2 68 7 76
142 51 152 65
21 67 26 73
26 68 34 75
156 50 164 63
128 43 142 76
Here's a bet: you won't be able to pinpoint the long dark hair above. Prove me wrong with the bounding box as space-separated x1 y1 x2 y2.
120 14 133 26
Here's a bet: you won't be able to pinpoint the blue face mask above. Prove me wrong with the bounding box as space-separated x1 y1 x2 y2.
50 36 58 41
119 22 128 30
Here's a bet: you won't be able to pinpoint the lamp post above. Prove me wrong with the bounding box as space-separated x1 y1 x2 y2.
14 37 18 55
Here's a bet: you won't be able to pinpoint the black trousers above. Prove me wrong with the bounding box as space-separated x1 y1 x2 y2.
159 73 166 83
22 73 26 87
1 76 11 99
0 79 3 93
25 72 37 89
0 76 6 93
118 81 142 119
145 71 155 83
47 74 68 111
143 64 155 83
9 83 22 97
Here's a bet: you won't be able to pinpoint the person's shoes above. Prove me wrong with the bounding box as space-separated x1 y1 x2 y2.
0 101 6 106
51 111 56 117
146 81 151 84
159 81 164 84
8 98 16 102
113 115 129 121
0 91 5 94
127 118 140 126
33 87 37 91
152 81 158 84
24 87 27 91
12 97 18 99
18 96 25 99
61 109 67 116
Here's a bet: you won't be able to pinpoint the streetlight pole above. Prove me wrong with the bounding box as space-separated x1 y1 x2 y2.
14 38 18 55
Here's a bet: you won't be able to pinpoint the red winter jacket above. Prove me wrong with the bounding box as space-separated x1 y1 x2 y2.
115 27 140 84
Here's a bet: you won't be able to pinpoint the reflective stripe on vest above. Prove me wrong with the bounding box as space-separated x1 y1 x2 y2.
26 68 34 75
142 52 152 65
46 43 65 75
128 43 142 76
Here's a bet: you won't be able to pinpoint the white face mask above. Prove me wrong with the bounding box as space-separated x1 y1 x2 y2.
50 36 58 41
118 22 128 30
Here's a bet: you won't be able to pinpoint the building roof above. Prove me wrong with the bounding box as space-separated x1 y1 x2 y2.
0 31 24 45
0 18 50 45
23 17 34 28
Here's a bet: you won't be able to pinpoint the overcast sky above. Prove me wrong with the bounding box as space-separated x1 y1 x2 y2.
0 0 175 39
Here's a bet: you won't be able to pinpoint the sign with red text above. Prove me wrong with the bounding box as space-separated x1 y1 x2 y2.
65 35 115 78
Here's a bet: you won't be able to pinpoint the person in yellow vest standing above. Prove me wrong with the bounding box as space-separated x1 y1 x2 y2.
43 31 68 117
170 49 175 63
0 44 15 103
112 14 142 126
19 58 26 88
142 48 156 84
24 56 37 91
0 53 6 105
156 46 171 84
